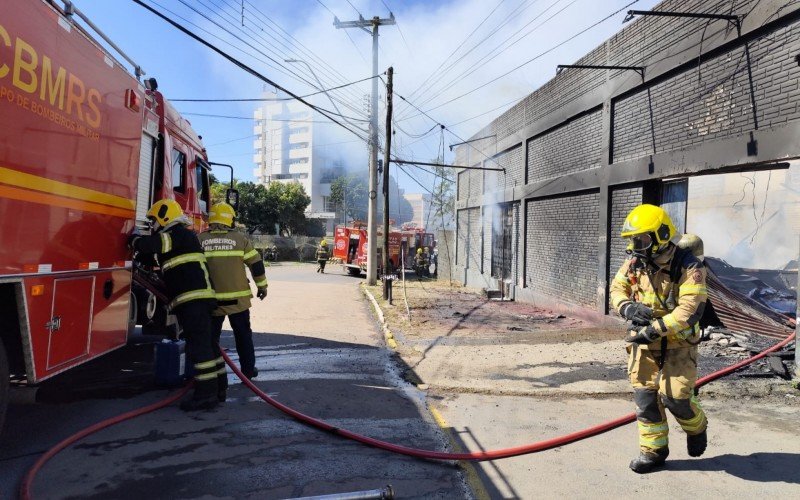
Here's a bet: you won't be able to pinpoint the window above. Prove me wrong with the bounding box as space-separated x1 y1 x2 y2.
323 196 336 212
196 161 210 214
171 149 186 193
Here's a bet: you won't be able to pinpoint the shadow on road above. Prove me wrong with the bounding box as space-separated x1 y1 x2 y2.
667 452 800 483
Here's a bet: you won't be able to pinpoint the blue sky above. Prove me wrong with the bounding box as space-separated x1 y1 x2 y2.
74 0 660 192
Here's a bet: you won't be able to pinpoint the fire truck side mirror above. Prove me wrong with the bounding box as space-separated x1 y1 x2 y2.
226 188 239 212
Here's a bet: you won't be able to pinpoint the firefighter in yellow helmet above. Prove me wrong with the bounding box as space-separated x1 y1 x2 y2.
609 204 709 473
414 247 429 277
198 203 268 389
316 239 330 273
129 199 219 411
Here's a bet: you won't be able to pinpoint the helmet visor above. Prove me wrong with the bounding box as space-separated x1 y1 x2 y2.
628 233 653 252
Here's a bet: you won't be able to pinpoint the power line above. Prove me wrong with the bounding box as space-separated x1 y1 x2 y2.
407 0 578 116
191 0 368 119
236 0 369 105
183 112 365 123
316 0 369 63
133 0 369 143
171 74 379 102
403 0 641 119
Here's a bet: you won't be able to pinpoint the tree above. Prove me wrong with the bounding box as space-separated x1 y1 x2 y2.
330 174 368 223
233 181 312 236
269 181 311 236
209 173 227 206
428 163 455 230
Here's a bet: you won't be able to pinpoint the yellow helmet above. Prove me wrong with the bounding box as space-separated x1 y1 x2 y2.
209 202 236 227
146 199 184 231
320 239 328 247
621 204 677 255
417 248 423 254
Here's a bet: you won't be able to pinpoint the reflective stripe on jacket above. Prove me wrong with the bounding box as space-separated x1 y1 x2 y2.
609 244 708 350
132 224 216 311
199 228 267 316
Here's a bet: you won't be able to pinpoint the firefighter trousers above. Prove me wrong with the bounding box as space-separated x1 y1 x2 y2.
627 344 708 452
212 309 256 377
177 300 221 398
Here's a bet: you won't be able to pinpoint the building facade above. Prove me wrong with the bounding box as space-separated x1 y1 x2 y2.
253 91 337 231
454 0 800 317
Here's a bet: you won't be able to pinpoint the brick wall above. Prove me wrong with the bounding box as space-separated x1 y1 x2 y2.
457 170 468 201
484 145 524 195
456 209 468 265
482 205 492 274
467 167 482 200
613 18 800 162
607 186 644 308
525 192 600 307
527 110 603 182
467 207 482 270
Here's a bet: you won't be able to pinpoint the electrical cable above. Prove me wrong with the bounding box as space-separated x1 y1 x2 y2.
315 0 369 63
132 0 370 143
183 112 369 123
401 0 641 120
407 0 579 116
171 75 379 103
215 0 370 112
186 0 369 120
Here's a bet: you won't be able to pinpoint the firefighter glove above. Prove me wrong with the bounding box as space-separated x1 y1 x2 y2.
626 325 661 345
127 231 142 250
257 287 268 300
620 302 653 326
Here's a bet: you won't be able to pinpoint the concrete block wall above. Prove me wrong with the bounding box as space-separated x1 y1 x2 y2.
527 110 603 182
608 185 644 309
525 192 600 308
452 0 800 318
613 21 800 162
484 145 524 196
482 205 492 275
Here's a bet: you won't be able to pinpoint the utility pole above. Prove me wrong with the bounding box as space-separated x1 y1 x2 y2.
382 67 393 301
335 13 396 286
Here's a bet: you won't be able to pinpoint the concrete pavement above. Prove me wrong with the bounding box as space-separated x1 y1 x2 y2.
366 280 800 499
1 264 468 499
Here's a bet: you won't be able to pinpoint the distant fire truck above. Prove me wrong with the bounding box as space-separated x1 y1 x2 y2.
0 0 220 431
332 221 435 277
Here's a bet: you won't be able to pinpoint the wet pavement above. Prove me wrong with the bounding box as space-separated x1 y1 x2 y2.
0 264 467 499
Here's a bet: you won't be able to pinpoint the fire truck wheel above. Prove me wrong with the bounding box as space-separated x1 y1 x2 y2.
127 292 138 335
348 267 362 277
0 339 9 434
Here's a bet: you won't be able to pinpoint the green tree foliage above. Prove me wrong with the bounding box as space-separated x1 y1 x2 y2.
428 162 455 229
330 174 368 222
209 173 227 206
234 181 312 235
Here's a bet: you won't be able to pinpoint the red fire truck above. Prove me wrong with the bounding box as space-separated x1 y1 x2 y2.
0 0 215 430
332 222 434 276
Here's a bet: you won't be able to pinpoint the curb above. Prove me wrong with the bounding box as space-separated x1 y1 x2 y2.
362 285 397 350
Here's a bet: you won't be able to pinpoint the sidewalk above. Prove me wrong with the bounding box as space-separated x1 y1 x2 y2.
364 279 800 499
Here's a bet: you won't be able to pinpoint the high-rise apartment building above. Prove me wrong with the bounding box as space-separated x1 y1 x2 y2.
253 90 339 232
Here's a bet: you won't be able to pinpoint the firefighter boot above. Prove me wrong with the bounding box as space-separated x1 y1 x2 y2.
629 447 669 474
217 372 228 403
687 429 707 457
180 378 219 411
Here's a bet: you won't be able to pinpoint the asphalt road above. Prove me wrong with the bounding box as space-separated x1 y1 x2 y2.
0 263 467 499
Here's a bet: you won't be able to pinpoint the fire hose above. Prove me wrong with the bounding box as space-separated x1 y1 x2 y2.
20 332 796 499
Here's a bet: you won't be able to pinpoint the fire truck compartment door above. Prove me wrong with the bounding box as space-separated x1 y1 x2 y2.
47 277 95 370
135 133 157 231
